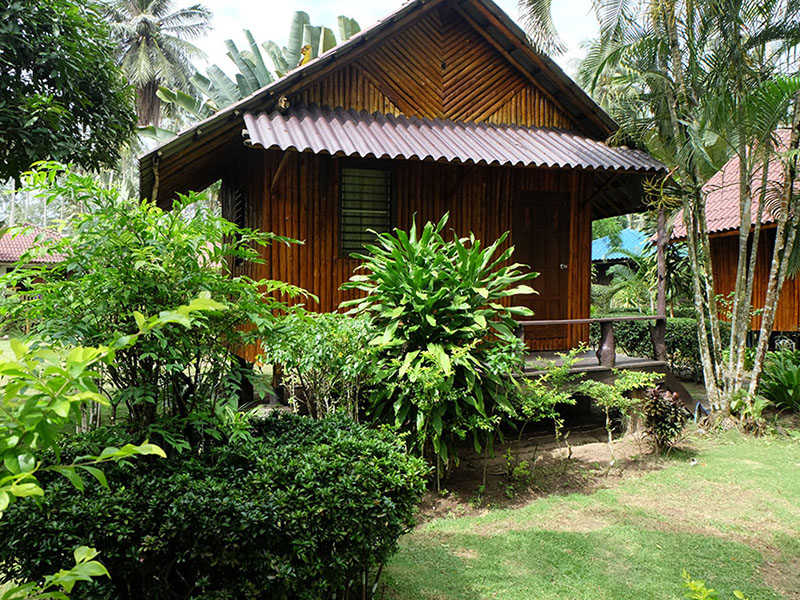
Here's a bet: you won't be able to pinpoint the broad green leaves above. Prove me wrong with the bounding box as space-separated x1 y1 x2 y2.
1 163 311 429
0 294 220 519
0 295 223 598
1 546 110 600
341 214 538 471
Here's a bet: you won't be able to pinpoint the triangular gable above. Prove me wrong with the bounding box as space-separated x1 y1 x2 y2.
141 0 616 203
300 6 574 128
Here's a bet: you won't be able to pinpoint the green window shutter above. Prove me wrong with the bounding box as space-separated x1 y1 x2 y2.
340 167 392 254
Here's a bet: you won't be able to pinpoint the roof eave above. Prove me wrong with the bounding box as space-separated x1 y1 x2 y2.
139 0 625 200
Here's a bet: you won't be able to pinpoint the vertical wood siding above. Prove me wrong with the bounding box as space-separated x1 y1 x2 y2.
226 147 594 360
294 5 574 129
710 230 800 332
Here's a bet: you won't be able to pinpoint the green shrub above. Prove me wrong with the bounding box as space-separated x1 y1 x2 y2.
759 349 800 413
1 165 308 428
261 312 375 419
590 315 731 381
340 214 535 472
0 412 427 600
641 388 690 454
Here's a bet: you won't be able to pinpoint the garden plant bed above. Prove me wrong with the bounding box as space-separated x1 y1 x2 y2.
384 427 800 600
418 426 681 521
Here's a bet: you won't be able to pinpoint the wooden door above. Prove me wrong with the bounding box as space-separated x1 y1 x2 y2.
512 192 570 350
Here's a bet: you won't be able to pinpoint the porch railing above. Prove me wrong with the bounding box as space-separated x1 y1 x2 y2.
515 315 667 368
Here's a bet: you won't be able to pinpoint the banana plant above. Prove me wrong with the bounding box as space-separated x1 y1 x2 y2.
151 11 361 141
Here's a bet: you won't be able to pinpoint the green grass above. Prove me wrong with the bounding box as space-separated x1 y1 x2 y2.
383 432 800 599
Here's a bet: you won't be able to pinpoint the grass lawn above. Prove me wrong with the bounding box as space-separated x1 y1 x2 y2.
382 431 800 599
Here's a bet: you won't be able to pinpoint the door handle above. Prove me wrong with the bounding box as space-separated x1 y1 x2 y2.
560 263 568 270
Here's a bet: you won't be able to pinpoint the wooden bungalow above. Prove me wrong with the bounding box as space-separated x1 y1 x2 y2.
139 0 666 365
670 129 799 338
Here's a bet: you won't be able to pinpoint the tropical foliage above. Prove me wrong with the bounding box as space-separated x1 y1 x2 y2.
593 241 693 314
150 12 361 137
0 296 221 599
759 349 800 413
261 312 375 420
0 0 136 182
576 0 800 413
0 413 427 600
1 163 308 429
105 0 212 125
341 214 536 474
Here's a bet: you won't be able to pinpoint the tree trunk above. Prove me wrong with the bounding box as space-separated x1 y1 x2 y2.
748 114 800 396
8 180 16 226
652 206 667 361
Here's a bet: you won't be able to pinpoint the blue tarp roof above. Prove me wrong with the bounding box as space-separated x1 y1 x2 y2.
592 228 649 261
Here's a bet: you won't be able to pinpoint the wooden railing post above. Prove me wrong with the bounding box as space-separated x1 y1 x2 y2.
597 321 616 367
649 317 667 362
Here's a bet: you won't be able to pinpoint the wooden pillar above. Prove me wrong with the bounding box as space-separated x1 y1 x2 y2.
597 321 616 367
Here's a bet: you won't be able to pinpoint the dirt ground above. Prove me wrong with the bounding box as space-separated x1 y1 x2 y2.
418 421 693 521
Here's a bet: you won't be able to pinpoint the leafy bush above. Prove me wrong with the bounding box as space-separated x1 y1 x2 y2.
261 312 375 419
341 214 535 472
577 370 661 461
0 297 221 599
590 315 731 381
0 413 427 600
640 388 690 454
2 165 308 428
759 349 800 414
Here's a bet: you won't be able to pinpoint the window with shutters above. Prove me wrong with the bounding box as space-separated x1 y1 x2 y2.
227 185 246 266
231 186 246 229
339 167 393 255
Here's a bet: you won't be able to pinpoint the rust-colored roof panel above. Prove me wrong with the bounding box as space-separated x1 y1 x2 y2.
0 225 63 264
242 106 665 173
671 130 793 239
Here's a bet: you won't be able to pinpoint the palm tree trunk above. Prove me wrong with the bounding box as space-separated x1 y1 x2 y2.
748 102 800 396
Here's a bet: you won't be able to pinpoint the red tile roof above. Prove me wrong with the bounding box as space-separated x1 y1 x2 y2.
0 224 64 264
671 130 793 239
243 105 665 174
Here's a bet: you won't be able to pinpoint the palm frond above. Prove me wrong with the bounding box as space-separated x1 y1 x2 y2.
517 0 567 55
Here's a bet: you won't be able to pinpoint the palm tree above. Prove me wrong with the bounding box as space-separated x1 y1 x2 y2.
574 0 800 413
105 0 212 126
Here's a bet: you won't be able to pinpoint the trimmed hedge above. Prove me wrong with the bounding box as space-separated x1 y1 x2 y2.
0 413 427 600
590 315 730 381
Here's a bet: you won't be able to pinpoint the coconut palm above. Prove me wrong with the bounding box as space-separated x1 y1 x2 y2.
105 0 212 126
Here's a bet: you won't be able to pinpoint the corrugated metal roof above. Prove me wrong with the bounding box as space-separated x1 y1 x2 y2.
139 0 623 203
592 228 649 261
243 105 665 173
0 225 63 264
671 130 792 239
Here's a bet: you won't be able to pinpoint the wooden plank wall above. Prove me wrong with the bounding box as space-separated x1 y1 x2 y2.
295 5 574 129
710 230 800 332
227 148 593 358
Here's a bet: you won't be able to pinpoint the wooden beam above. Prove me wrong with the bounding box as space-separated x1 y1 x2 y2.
269 152 293 198
584 173 623 207
597 321 616 367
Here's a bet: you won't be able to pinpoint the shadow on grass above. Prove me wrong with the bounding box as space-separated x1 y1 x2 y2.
381 521 778 600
